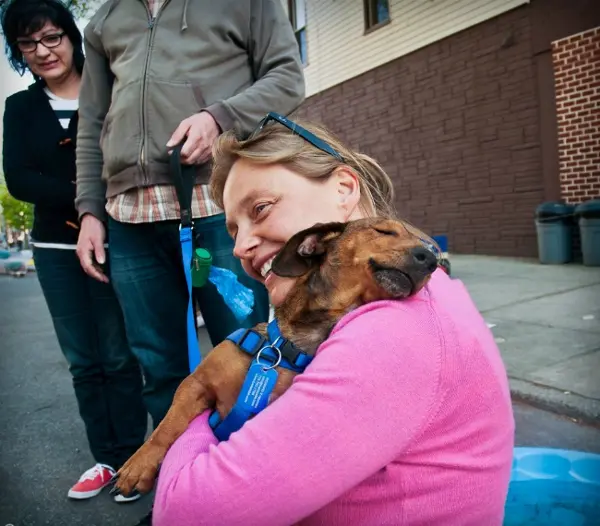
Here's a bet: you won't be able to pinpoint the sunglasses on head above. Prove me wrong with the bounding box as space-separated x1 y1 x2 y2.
251 112 344 161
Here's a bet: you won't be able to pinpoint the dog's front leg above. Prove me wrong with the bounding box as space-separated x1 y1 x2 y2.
114 374 214 496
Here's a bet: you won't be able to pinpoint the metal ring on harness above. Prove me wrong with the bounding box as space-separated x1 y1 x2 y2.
255 340 283 371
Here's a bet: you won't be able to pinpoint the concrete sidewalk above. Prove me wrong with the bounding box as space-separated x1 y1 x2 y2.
451 255 600 425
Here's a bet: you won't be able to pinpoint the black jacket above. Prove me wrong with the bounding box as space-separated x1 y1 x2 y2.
3 81 80 244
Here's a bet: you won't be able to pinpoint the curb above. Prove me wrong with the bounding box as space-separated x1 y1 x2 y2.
509 377 600 427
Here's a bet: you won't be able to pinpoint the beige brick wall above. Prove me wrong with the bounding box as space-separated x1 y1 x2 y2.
552 26 600 204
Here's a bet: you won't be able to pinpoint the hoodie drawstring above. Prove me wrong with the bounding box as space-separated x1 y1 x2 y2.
181 0 190 31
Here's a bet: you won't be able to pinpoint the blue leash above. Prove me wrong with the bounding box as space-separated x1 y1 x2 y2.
171 144 202 372
172 143 256 373
180 224 201 371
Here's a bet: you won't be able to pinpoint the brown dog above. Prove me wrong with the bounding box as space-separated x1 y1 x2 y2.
113 217 438 496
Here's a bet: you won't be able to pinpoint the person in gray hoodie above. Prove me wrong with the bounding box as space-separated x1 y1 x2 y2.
74 0 305 495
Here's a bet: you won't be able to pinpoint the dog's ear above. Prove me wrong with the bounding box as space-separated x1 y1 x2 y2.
271 222 347 277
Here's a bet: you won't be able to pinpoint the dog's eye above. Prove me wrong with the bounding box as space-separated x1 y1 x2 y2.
373 228 398 236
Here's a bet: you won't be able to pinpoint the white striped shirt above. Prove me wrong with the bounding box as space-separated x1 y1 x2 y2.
44 88 78 129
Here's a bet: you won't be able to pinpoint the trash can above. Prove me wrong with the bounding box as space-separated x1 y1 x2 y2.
534 202 575 264
574 199 600 266
431 235 451 276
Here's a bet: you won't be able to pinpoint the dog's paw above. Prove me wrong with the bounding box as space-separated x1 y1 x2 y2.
111 444 164 496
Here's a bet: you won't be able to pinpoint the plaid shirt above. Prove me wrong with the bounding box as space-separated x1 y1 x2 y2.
105 0 220 223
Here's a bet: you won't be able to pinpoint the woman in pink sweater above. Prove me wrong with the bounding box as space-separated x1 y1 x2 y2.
152 115 515 526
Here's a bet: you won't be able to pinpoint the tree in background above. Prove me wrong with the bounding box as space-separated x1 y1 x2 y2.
0 0 100 20
67 0 101 19
0 182 33 232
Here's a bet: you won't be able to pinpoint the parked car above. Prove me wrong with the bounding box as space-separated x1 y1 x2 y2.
0 248 34 277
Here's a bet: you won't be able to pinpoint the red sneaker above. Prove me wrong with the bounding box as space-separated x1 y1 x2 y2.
67 463 116 499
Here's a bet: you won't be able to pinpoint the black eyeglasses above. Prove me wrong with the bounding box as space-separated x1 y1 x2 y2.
16 32 65 53
252 112 344 161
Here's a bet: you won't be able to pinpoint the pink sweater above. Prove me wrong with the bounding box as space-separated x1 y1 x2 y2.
153 270 515 526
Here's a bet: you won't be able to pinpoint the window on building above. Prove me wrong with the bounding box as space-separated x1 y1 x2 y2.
288 0 307 65
364 0 390 32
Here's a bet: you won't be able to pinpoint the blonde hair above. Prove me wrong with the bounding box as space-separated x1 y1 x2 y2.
209 118 439 251
210 118 396 218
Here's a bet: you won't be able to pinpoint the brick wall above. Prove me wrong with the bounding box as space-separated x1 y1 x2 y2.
295 6 544 257
552 26 600 204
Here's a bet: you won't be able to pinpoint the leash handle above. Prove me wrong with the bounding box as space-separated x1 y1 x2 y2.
169 142 196 228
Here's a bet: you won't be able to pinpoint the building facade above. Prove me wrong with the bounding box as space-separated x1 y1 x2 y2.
284 0 600 257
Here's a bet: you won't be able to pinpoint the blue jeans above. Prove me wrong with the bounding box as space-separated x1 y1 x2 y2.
108 213 270 427
33 247 147 469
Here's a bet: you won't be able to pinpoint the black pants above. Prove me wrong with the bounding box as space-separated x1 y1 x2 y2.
33 247 147 469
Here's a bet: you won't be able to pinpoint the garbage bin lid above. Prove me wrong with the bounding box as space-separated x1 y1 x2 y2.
574 199 600 218
535 201 575 217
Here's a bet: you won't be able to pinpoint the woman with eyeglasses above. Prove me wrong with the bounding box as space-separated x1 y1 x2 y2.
150 115 515 525
1 0 147 503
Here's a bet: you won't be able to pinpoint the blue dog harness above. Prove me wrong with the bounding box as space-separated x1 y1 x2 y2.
209 319 313 441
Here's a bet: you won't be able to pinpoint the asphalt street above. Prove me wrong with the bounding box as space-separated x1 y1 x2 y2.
1 274 599 526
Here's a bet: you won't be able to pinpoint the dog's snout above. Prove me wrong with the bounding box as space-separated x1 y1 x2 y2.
411 247 438 272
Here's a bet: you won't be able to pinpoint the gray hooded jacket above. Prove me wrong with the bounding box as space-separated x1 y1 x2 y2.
75 0 305 220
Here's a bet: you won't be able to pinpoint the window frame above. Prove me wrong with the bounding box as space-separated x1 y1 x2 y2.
363 0 391 34
288 0 308 66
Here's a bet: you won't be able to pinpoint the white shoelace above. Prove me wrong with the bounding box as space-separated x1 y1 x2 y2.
78 463 115 482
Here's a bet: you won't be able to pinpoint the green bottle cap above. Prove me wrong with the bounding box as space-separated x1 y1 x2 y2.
194 248 212 264
192 248 212 288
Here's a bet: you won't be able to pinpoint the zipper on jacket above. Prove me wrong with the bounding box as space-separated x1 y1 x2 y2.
138 0 170 183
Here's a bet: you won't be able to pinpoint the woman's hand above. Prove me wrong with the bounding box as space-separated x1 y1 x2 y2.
76 214 108 283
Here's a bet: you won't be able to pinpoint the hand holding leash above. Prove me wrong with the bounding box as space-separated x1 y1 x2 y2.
166 111 219 165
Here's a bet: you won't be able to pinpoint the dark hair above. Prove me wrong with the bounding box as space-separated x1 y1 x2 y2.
1 0 84 79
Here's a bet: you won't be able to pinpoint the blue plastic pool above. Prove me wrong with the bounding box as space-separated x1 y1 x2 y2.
505 447 600 525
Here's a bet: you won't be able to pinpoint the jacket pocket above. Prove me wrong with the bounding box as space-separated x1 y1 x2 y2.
145 79 205 164
100 81 142 177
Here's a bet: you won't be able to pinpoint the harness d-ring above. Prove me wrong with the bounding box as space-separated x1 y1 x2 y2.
210 322 315 441
255 343 282 371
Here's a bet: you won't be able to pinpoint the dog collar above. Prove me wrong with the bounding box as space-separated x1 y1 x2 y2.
209 319 313 441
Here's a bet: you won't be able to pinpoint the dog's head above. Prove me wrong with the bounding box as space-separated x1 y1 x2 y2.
271 218 439 311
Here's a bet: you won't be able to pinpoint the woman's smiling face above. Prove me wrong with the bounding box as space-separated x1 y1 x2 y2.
222 158 364 307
